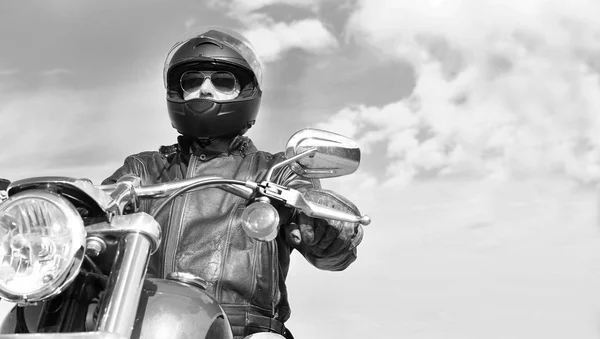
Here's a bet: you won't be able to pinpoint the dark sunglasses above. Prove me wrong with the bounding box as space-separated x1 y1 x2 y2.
180 71 238 94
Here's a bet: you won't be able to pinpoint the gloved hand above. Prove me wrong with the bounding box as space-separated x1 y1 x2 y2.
283 189 363 256
0 178 9 191
0 179 10 202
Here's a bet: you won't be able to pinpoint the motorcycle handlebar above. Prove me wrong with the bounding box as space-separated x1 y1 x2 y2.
97 177 253 199
97 176 370 226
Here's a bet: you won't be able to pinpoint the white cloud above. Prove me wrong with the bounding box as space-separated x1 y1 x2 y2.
316 0 600 186
346 0 600 55
316 102 420 154
242 19 338 63
205 0 340 63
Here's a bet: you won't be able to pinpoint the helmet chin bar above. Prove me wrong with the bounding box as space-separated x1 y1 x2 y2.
166 90 261 139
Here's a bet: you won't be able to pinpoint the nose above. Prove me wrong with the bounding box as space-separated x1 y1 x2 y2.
199 77 216 97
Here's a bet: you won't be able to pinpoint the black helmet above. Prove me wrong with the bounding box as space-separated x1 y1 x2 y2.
163 27 263 139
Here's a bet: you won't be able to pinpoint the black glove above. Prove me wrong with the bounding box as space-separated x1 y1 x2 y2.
0 179 9 191
0 179 10 201
283 189 362 256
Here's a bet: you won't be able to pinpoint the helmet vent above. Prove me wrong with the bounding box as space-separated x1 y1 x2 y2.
193 41 222 51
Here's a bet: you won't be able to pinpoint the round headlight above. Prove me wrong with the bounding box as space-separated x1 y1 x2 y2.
0 190 86 303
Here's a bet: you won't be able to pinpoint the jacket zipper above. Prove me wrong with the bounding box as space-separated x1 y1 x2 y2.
163 154 197 276
270 239 278 314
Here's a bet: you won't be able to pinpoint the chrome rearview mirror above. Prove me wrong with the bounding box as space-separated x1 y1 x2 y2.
284 128 360 179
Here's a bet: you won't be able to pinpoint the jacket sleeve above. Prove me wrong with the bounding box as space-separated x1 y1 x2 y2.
270 152 364 271
101 155 160 214
101 156 142 185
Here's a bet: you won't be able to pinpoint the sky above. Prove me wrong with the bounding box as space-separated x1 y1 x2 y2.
2 0 600 338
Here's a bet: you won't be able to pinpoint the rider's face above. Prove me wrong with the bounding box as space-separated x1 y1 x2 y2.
181 71 241 101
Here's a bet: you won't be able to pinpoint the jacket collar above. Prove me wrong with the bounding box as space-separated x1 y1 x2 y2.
177 135 257 158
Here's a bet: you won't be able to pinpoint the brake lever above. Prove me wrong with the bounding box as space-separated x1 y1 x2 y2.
257 182 371 225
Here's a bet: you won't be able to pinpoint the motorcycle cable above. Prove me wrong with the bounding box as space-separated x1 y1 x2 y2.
149 179 248 218
84 255 103 275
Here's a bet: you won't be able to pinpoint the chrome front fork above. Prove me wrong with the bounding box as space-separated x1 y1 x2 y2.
85 213 162 339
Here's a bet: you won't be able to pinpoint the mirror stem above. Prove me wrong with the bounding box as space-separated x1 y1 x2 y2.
265 148 317 182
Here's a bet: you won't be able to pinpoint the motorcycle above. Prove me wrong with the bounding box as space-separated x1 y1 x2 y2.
0 128 370 339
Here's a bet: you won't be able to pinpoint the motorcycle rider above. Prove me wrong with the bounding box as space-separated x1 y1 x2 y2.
103 27 364 339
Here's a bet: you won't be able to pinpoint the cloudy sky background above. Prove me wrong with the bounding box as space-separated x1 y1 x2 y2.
2 0 600 338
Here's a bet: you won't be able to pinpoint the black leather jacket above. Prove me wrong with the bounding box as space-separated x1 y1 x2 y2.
102 135 363 336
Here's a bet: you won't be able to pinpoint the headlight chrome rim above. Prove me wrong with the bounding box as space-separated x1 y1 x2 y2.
0 190 86 303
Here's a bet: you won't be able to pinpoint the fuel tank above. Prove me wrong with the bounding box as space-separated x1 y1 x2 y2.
132 277 233 339
0 276 232 339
